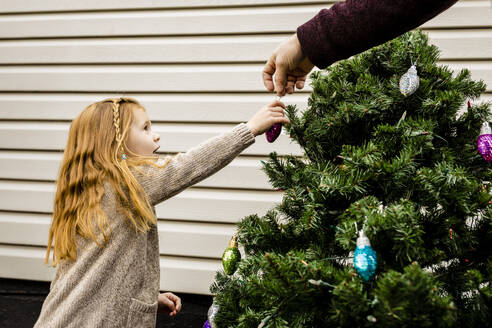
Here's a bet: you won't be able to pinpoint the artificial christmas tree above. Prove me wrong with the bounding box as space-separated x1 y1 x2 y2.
209 31 492 327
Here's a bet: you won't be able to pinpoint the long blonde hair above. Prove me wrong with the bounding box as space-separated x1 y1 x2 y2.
45 97 169 267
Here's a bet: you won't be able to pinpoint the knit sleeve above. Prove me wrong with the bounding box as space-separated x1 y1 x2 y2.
131 123 255 206
296 0 458 69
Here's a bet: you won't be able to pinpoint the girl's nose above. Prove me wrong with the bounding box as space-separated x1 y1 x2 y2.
154 134 160 142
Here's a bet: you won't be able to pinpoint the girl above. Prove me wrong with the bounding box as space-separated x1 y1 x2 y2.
33 97 289 328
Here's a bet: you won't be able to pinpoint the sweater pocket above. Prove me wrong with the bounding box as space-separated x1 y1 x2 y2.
126 297 158 328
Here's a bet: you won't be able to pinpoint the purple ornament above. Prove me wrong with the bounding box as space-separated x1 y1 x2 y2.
266 123 282 143
477 122 492 162
203 320 211 328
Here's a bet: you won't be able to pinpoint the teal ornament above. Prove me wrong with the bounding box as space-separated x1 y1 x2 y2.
207 299 219 328
121 154 127 160
222 234 241 275
399 64 420 96
353 230 377 281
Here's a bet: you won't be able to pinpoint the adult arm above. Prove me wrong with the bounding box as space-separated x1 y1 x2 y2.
297 0 459 69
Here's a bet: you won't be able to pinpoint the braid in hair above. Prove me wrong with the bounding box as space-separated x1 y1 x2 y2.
111 98 126 160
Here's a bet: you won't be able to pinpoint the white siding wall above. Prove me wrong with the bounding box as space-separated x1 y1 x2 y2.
0 0 490 295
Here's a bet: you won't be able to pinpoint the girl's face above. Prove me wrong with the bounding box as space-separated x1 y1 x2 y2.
126 107 160 157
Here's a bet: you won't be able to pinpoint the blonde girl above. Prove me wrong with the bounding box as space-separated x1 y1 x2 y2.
33 97 289 328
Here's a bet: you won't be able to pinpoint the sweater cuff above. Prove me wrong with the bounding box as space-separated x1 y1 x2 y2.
233 123 256 147
297 9 337 69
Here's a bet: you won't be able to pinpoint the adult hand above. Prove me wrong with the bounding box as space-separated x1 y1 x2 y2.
157 292 182 317
262 33 314 96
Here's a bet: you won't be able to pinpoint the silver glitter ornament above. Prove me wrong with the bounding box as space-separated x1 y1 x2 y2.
399 64 420 97
207 299 219 328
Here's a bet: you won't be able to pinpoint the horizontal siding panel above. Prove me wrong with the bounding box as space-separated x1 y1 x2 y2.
0 0 335 13
0 93 310 122
0 2 487 39
444 61 492 89
0 212 48 246
197 156 272 189
157 220 236 258
0 151 273 190
0 5 325 39
0 64 312 93
159 255 222 294
0 63 489 93
0 181 282 223
1 30 491 65
0 212 236 258
0 35 286 64
422 0 492 29
0 244 221 294
0 245 55 282
428 29 492 60
0 181 54 213
159 188 278 222
0 121 303 156
478 94 492 103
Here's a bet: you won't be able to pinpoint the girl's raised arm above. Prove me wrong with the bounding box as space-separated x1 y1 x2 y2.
131 123 255 206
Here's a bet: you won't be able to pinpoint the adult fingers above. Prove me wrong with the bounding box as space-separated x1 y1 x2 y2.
294 57 314 90
285 75 297 94
274 59 288 97
295 75 307 90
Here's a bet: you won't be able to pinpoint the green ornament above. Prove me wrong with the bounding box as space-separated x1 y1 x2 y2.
222 234 241 275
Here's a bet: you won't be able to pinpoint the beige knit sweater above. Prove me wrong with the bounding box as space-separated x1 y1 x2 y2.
33 123 255 328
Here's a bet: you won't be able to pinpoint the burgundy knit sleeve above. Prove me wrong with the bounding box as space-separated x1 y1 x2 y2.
296 0 458 68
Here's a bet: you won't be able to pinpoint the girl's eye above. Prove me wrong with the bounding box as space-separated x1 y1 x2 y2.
144 125 149 130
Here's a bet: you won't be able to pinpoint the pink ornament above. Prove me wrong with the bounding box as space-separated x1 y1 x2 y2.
266 123 282 143
477 122 492 162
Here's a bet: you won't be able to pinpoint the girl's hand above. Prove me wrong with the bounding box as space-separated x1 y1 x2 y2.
246 100 290 136
157 292 182 317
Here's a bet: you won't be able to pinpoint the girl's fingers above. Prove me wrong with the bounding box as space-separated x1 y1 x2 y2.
165 292 182 312
167 293 178 301
270 100 285 108
174 297 182 312
274 116 290 124
270 106 285 112
165 299 175 311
